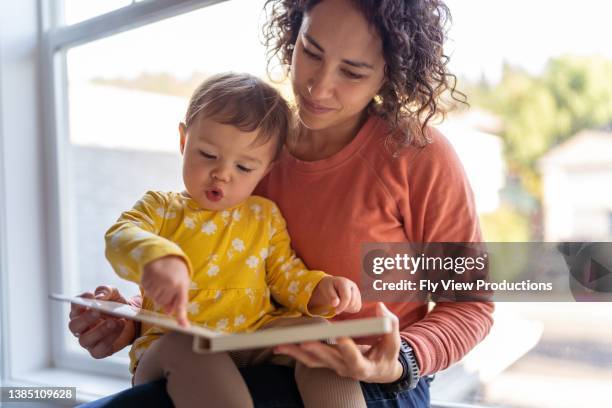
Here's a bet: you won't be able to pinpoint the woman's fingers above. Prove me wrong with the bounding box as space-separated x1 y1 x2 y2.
69 292 94 319
374 302 401 360
68 309 101 336
94 285 128 304
300 341 348 374
274 344 326 368
78 319 123 358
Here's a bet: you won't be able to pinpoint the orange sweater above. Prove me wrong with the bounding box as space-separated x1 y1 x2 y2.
256 115 494 375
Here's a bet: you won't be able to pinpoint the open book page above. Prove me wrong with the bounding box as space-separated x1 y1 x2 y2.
51 294 392 352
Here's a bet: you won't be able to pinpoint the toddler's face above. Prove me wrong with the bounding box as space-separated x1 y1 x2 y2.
179 116 277 211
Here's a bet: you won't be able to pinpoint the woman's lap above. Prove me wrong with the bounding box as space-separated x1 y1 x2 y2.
78 364 430 408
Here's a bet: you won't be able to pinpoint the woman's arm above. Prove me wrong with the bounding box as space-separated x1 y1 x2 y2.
398 127 495 375
68 286 141 358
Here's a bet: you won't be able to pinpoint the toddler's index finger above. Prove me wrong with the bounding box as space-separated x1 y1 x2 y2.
175 289 190 328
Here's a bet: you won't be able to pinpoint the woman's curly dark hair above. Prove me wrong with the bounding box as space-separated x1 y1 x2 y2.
262 0 466 148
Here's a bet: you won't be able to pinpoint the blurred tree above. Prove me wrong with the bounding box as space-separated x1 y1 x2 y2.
467 55 612 201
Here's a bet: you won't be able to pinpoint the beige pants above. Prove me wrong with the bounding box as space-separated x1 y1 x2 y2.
134 316 366 408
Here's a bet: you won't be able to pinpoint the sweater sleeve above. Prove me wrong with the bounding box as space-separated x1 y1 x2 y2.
397 128 495 375
104 191 192 284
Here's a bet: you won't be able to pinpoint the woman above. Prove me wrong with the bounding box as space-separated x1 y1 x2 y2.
70 0 494 406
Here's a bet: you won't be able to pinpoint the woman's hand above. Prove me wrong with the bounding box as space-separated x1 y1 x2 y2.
274 302 404 383
68 285 139 359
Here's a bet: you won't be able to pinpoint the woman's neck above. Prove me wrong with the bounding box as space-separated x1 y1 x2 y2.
290 112 368 161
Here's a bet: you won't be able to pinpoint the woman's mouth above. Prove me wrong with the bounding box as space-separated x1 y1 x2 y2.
205 187 224 202
300 96 335 115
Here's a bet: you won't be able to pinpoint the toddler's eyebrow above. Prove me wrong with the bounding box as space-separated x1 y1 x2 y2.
303 33 374 70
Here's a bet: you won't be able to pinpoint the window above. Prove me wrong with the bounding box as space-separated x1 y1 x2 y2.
1 0 611 406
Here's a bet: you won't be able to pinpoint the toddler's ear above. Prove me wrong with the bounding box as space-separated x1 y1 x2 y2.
178 123 187 155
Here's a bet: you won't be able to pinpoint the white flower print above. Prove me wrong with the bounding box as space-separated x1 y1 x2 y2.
216 318 228 331
268 227 277 239
250 204 262 214
187 302 200 315
250 204 262 220
271 206 279 214
155 207 165 218
201 221 217 235
288 295 296 304
214 290 222 301
234 314 246 327
189 281 198 290
245 288 255 303
246 256 259 269
207 264 220 277
232 209 241 221
304 282 314 293
232 238 245 252
260 248 269 260
183 217 195 229
221 210 230 225
130 247 143 261
132 230 156 240
296 270 306 277
109 230 124 249
117 264 130 278
281 262 292 272
288 281 300 294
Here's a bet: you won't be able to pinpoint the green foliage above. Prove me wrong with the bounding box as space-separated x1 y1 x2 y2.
467 55 612 199
480 205 530 242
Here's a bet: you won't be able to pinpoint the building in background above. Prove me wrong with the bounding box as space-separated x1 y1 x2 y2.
539 129 612 241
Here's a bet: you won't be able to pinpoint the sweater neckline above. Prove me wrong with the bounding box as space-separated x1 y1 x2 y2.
282 115 378 173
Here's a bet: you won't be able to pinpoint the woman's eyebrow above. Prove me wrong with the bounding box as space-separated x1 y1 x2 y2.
303 33 374 70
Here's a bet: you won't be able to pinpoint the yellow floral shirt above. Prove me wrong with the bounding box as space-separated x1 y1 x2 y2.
105 191 330 373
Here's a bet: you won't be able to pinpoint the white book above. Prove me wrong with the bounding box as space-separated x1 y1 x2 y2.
51 294 392 352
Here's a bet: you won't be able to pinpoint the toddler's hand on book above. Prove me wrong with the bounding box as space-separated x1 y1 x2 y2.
309 276 362 314
142 255 190 327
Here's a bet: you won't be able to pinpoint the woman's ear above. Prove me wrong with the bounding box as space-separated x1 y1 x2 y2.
179 122 187 155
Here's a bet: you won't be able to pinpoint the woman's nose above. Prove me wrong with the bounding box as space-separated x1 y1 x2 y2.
307 66 335 100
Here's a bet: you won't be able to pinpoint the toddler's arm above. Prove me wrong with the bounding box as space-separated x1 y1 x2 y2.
105 191 192 325
264 204 360 316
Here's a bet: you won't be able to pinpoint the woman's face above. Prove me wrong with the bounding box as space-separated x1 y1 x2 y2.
291 0 386 133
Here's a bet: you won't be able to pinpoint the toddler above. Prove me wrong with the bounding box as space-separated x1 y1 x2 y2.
104 72 365 408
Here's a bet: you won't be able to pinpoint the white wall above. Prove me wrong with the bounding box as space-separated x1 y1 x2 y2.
0 0 51 383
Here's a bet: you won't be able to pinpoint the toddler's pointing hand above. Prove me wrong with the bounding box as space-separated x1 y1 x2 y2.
142 255 191 327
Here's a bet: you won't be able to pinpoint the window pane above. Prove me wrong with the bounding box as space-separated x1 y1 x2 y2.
66 0 271 296
433 0 612 406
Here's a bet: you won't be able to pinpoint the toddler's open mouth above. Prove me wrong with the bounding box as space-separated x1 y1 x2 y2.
205 187 224 202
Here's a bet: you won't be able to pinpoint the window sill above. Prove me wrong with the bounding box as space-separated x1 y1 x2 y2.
7 367 130 404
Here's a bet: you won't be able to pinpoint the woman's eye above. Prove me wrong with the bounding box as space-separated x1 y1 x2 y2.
342 69 364 80
237 165 253 173
302 47 321 61
200 151 217 159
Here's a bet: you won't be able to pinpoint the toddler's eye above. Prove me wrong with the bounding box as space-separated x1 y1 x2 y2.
200 151 216 159
237 165 253 173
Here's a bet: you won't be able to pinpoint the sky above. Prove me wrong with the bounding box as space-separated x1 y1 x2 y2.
65 0 612 84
